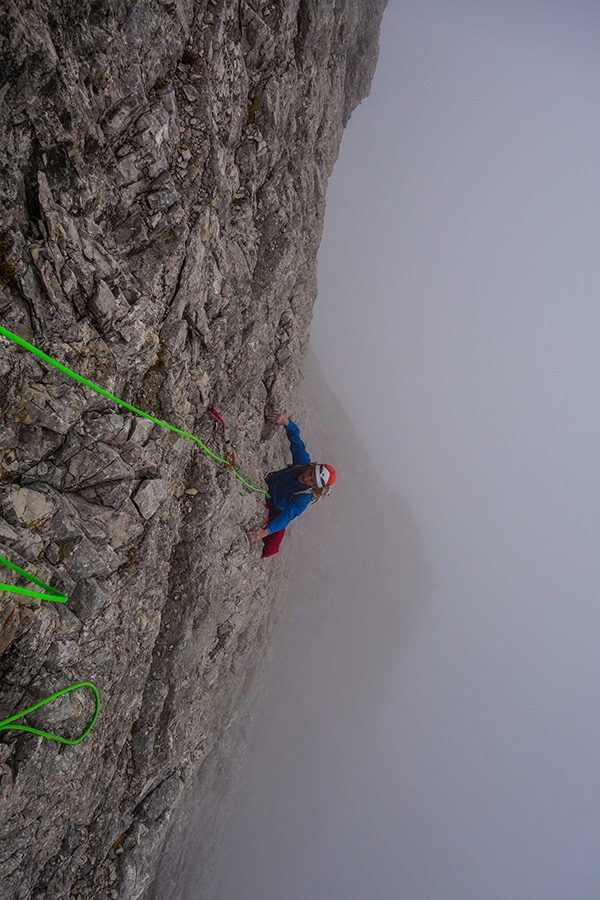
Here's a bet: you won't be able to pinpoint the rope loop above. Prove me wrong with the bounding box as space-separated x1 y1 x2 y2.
0 558 99 743
0 682 100 744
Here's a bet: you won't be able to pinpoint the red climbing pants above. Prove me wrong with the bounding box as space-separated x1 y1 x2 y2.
261 505 286 558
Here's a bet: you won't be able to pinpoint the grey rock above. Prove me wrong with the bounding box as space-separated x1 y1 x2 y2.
0 758 14 804
127 418 156 448
113 214 149 255
62 535 121 580
132 479 169 520
43 498 84 544
89 281 118 329
64 443 135 491
83 412 132 448
146 172 179 212
9 529 44 563
69 494 144 550
0 518 20 542
17 383 84 435
1 487 55 527
102 90 148 141
69 578 111 623
85 480 137 511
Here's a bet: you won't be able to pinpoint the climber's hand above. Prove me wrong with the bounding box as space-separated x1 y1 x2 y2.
265 412 289 427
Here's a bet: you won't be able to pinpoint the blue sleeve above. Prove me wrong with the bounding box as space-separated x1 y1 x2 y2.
267 492 312 534
285 420 311 465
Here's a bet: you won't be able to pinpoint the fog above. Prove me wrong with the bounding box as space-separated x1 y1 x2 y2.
209 2 600 899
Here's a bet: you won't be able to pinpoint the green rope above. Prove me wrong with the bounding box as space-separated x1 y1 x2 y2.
0 321 271 747
0 324 269 496
0 554 67 602
0 682 100 744
0 564 99 744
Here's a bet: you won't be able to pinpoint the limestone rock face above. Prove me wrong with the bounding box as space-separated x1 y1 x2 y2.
0 2 387 897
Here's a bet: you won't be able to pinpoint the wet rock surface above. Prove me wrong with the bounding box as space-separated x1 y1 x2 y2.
0 2 386 898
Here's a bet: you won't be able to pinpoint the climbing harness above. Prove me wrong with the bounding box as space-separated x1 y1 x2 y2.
0 325 269 496
0 682 100 744
206 403 236 468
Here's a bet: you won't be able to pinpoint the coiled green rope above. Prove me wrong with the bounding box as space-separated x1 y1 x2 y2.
0 565 97 743
0 321 270 746
0 682 100 744
0 324 269 495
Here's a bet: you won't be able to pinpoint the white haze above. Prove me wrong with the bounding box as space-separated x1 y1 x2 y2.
209 2 600 899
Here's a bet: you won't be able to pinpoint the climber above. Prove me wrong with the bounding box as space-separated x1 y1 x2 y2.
247 412 336 558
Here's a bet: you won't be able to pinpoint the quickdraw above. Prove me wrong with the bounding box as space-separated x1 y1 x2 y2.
206 403 236 468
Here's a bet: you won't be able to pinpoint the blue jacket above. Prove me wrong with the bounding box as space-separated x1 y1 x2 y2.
265 420 313 534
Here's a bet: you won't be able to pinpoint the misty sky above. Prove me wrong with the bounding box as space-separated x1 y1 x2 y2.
211 2 600 899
